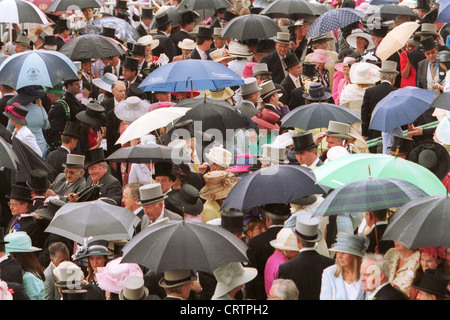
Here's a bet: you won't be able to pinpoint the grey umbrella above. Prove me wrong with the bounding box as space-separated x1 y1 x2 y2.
91 16 141 44
105 143 192 164
0 136 18 170
221 13 281 41
59 34 126 61
44 199 141 244
45 0 104 12
121 219 249 273
382 194 450 249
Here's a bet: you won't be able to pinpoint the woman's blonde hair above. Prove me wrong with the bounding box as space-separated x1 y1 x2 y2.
334 253 362 281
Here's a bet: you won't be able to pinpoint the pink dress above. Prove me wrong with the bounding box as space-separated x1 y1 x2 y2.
264 250 289 295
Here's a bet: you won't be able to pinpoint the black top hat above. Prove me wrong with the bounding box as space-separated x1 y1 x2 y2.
76 102 105 127
421 7 438 24
62 121 83 139
44 35 57 46
55 19 70 33
302 62 317 78
3 102 28 125
222 10 237 21
284 53 300 71
197 26 213 39
132 43 146 56
261 203 291 216
165 184 203 216
181 11 199 25
115 0 128 9
292 131 319 153
26 169 51 192
100 27 116 38
123 56 140 70
141 7 153 19
154 12 171 30
221 210 244 233
419 36 437 52
368 24 390 38
152 162 175 180
84 147 106 168
35 198 66 221
255 39 275 53
6 184 32 202
416 0 431 10
0 227 9 245
406 141 450 180
8 85 46 106
413 269 450 299
390 135 413 154
302 83 332 101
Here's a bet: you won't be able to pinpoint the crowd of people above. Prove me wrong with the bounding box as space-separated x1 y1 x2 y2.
0 0 449 303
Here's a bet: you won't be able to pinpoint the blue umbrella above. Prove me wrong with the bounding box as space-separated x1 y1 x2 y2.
369 0 398 5
369 87 435 132
438 0 450 23
138 59 244 92
91 16 140 44
0 50 79 90
306 8 366 39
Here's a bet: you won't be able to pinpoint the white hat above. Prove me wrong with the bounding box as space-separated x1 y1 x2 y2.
272 130 296 148
349 62 380 85
114 96 149 122
293 212 322 243
210 48 236 63
346 29 375 50
229 40 253 58
137 35 159 50
92 72 118 93
212 262 257 299
270 228 300 252
324 146 349 163
205 145 232 167
178 38 196 50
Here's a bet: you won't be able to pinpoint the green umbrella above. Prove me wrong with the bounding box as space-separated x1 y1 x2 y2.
312 153 446 196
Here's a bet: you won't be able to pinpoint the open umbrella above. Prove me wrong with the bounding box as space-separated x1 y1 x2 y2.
375 21 420 61
429 91 450 111
435 113 450 144
0 50 79 90
44 199 141 244
377 4 419 21
121 220 249 273
369 87 435 132
382 194 450 249
45 0 104 12
438 0 450 23
221 165 330 211
59 34 126 61
115 107 190 145
91 16 141 44
313 177 428 217
280 102 361 130
106 143 192 164
221 14 281 41
306 8 366 39
260 0 320 21
0 0 49 24
177 0 231 11
138 59 244 93
0 136 19 170
313 153 447 196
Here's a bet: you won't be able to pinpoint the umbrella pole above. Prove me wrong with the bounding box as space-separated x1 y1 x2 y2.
374 223 379 254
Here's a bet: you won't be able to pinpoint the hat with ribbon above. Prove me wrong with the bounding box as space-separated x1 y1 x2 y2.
334 56 356 73
229 40 253 58
349 62 380 85
310 49 333 63
137 35 159 50
114 96 149 122
259 80 282 100
226 153 253 173
205 145 232 168
210 48 236 64
178 38 196 50
137 183 168 205
53 261 86 289
212 262 257 299
96 257 144 294
274 32 290 44
302 82 332 101
3 102 28 125
159 269 197 288
73 239 112 261
93 72 118 93
252 63 272 77
251 108 280 130
199 171 240 201
346 29 375 50
119 275 149 300
239 77 261 96
293 212 322 243
327 120 354 140
63 154 85 169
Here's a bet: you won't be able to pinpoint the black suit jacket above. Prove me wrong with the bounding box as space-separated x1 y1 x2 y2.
416 58 446 90
86 173 122 205
101 98 121 157
288 86 306 111
260 52 287 84
278 249 335 300
188 47 212 60
280 74 300 105
46 147 69 175
7 215 41 248
63 93 85 124
366 223 394 255
372 283 407 300
55 36 66 51
170 30 194 56
0 94 14 127
152 31 177 61
135 24 149 37
0 256 23 284
104 62 123 78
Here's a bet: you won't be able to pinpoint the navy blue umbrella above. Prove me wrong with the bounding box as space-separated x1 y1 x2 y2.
369 87 435 132
369 0 398 5
438 0 450 23
306 8 366 39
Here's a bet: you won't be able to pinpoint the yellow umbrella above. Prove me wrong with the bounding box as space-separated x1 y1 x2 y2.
375 21 420 61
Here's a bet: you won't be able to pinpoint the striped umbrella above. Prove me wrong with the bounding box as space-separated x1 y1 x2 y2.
0 50 79 90
0 0 49 24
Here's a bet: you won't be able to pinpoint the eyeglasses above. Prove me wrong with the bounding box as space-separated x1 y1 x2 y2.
64 169 80 175
8 202 20 207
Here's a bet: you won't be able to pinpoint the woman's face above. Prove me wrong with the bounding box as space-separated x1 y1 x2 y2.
89 255 108 272
420 252 440 271
315 62 325 70
356 37 369 51
336 252 354 268
343 65 351 80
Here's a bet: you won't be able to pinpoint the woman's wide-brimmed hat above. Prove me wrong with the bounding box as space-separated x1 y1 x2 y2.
229 40 253 58
199 171 240 201
4 231 41 254
73 239 112 261
205 145 232 168
212 262 257 299
165 183 203 216
7 85 46 106
406 141 450 180
334 56 356 73
137 35 159 50
76 102 105 127
210 48 236 64
310 49 333 63
96 257 144 294
270 227 301 252
114 96 149 122
3 102 28 125
158 269 197 288
205 87 234 101
349 61 380 84
329 232 369 258
53 261 86 289
178 38 196 50
251 108 280 131
346 29 375 50
92 72 118 93
226 153 253 173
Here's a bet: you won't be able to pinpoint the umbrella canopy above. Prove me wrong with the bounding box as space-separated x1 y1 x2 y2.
59 34 126 61
0 50 79 90
377 4 419 21
177 0 231 11
221 13 281 41
369 87 435 132
44 199 141 244
429 91 450 112
0 136 19 170
149 6 182 30
306 8 366 39
438 0 450 23
121 220 249 273
45 0 104 12
0 0 49 24
382 194 450 249
375 21 420 61
435 113 450 144
313 177 429 217
280 102 361 130
115 107 190 145
260 0 320 21
369 0 398 4
221 164 330 211
91 16 140 44
106 143 192 164
313 153 447 196
138 59 244 92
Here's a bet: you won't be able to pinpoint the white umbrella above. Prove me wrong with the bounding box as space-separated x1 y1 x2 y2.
375 21 420 61
115 107 191 146
0 0 49 24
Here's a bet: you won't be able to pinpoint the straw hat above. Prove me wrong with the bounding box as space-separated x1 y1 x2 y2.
199 171 240 201
329 232 369 258
178 38 196 50
310 49 333 63
270 228 300 252
349 62 380 84
114 96 149 122
212 262 257 299
138 35 160 50
210 48 236 63
205 87 235 100
229 40 253 58
96 257 144 294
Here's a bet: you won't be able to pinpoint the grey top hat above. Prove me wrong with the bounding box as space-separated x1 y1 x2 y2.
239 77 262 96
63 154 86 169
259 80 281 100
293 212 322 243
137 183 168 205
274 32 290 44
327 121 353 140
252 63 272 77
329 232 369 258
119 275 149 300
158 269 197 288
379 60 399 74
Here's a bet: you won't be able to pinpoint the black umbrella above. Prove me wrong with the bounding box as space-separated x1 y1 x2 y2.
105 143 192 164
45 0 104 12
121 220 249 273
429 91 450 111
382 194 450 249
91 17 141 44
59 34 126 61
221 14 281 41
221 164 330 211
377 4 419 21
280 102 361 130
149 7 182 29
0 136 19 170
177 0 231 11
260 0 321 21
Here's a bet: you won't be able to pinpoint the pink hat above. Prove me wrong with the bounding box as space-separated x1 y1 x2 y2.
241 62 258 78
96 257 144 294
334 56 356 73
226 153 253 173
310 49 333 64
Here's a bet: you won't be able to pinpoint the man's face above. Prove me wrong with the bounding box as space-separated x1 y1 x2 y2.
360 260 381 292
67 81 81 96
109 56 120 67
142 17 152 27
142 200 164 222
122 68 137 81
156 92 171 102
112 82 126 102
213 37 226 49
275 42 289 57
424 48 437 63
155 176 174 194
8 199 28 216
83 8 94 21
295 148 317 166
14 44 29 53
122 187 138 211
52 251 69 267
88 163 107 183
314 41 328 50
64 168 84 184
326 136 344 149
289 63 302 78
81 61 92 73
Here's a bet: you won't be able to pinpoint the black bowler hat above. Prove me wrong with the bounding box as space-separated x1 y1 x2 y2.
26 169 51 192
35 198 66 221
123 56 140 70
84 147 106 168
62 121 83 139
154 12 171 30
284 53 300 70
141 8 153 19
406 141 450 180
291 131 319 153
221 210 244 234
389 135 413 154
6 184 32 202
132 43 146 56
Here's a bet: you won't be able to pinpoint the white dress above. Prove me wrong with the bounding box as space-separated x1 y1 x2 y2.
13 126 42 157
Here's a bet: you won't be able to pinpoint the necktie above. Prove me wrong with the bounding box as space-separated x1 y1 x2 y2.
431 62 436 79
296 77 301 87
191 153 199 172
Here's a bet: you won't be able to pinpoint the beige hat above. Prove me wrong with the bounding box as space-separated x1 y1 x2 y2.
158 270 197 288
229 40 253 58
270 228 300 252
349 62 380 85
346 29 375 50
119 275 149 300
210 48 236 63
379 60 399 75
213 27 223 38
206 87 235 100
205 145 233 167
178 38 196 50
199 171 240 201
274 32 290 44
137 35 160 50
327 121 353 140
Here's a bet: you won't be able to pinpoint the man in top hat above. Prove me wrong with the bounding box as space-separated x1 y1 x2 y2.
151 12 177 61
152 162 176 196
54 19 71 51
121 56 143 88
360 60 399 152
237 77 262 130
212 27 227 51
291 131 323 169
280 53 303 104
414 269 450 300
121 182 145 235
277 213 335 300
104 55 123 78
416 36 446 97
84 147 122 205
159 269 198 300
315 120 358 161
62 79 85 125
138 183 182 230
13 35 33 53
135 7 153 37
46 82 72 152
114 0 130 23
0 227 23 284
50 154 87 197
188 26 213 60
26 169 51 211
259 80 288 118
260 32 291 84
130 43 148 77
415 0 432 20
170 11 198 56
